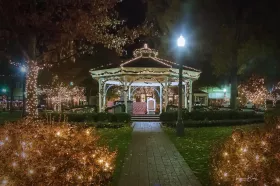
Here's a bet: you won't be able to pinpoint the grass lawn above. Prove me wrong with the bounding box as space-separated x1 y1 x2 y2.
96 126 133 186
164 124 264 186
0 111 22 125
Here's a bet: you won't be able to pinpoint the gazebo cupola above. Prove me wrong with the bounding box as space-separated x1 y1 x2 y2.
90 44 201 114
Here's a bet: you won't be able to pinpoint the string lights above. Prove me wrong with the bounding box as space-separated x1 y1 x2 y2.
238 75 268 108
89 44 200 79
133 87 155 96
0 118 116 185
39 77 85 111
269 82 280 107
211 126 280 185
120 44 200 72
25 61 40 117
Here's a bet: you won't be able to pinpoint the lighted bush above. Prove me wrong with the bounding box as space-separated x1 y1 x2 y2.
211 126 280 185
0 118 116 185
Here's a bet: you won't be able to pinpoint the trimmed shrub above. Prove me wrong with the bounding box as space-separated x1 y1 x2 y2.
43 112 88 122
42 112 131 124
264 109 280 129
162 118 264 128
87 122 125 128
160 110 263 123
95 112 114 122
114 113 131 123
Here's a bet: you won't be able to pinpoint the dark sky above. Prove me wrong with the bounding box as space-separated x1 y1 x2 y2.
117 0 147 28
2 0 280 87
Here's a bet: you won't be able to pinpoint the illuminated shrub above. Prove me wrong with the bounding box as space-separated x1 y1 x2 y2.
0 118 116 185
211 127 280 185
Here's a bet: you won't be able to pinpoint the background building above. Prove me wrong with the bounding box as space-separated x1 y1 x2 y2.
201 85 231 106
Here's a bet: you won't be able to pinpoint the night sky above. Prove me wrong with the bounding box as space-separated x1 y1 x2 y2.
1 0 280 89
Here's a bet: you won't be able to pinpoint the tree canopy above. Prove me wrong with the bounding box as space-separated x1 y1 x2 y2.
146 0 280 108
0 0 151 116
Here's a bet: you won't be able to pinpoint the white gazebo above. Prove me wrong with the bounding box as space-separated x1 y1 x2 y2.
90 44 201 114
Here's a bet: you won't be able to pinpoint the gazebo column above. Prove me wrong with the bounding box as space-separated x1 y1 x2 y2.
164 77 169 112
128 85 131 100
103 82 107 111
184 83 188 109
123 77 128 113
98 78 102 112
160 85 163 114
189 80 193 112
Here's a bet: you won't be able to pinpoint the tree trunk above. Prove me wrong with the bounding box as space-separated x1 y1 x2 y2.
230 53 238 109
25 34 39 117
26 60 39 116
230 73 238 109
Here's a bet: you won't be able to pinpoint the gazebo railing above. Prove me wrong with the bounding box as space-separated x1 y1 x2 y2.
105 104 125 113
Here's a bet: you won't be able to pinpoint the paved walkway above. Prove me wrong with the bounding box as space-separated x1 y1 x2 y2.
118 122 201 186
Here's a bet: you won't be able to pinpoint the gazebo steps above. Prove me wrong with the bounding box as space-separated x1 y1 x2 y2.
131 115 160 122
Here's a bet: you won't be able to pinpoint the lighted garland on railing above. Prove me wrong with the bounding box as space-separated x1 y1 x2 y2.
91 63 113 71
92 68 199 79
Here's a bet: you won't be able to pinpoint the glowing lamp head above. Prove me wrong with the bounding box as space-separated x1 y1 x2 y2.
2 88 7 93
20 66 27 73
223 88 227 93
177 35 186 47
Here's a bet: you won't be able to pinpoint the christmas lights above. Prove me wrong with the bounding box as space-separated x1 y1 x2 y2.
133 87 155 96
25 61 40 117
0 118 116 185
39 77 85 111
269 82 280 107
211 126 280 185
119 44 200 73
238 75 268 108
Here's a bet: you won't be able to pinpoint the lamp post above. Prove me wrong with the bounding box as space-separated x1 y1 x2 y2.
2 88 8 111
20 66 27 117
176 35 186 136
223 88 227 101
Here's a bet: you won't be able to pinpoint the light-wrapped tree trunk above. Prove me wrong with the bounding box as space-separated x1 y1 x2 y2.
25 60 39 117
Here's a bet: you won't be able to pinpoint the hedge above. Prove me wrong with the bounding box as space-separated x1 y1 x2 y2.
160 110 263 122
86 122 125 128
42 112 131 123
162 118 264 128
264 109 280 129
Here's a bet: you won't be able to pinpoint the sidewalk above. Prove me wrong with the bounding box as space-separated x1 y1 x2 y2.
118 122 201 186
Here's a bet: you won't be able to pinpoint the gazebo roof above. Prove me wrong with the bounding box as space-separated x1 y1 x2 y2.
90 44 201 83
91 44 200 71
121 57 171 68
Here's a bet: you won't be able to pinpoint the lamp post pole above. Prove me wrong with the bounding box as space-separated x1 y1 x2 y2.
177 62 184 136
176 35 186 137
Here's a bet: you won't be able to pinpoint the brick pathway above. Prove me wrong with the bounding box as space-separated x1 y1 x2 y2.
118 122 201 186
